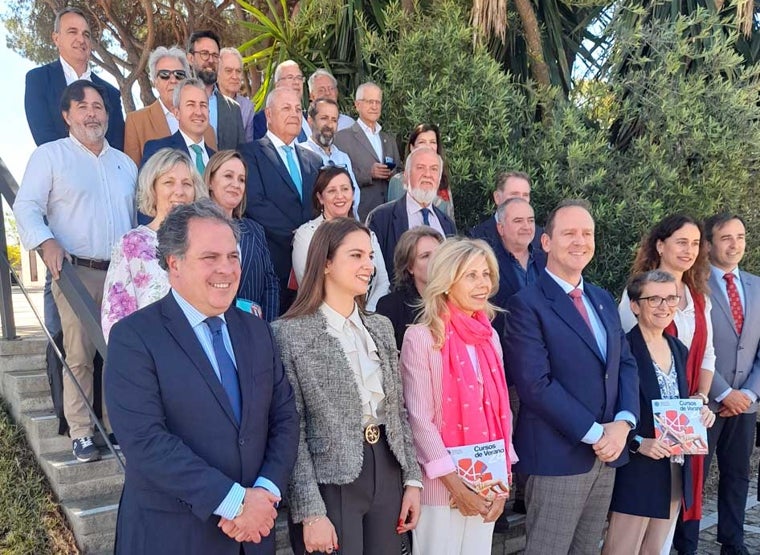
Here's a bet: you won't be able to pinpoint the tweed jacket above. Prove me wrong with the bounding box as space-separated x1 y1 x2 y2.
271 310 422 523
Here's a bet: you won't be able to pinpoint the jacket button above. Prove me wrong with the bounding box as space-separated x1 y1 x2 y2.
605 373 609 380
239 439 245 445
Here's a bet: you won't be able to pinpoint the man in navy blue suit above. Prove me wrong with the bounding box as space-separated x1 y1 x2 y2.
24 7 125 151
106 200 299 554
141 78 215 169
366 147 457 284
504 199 639 555
240 88 322 313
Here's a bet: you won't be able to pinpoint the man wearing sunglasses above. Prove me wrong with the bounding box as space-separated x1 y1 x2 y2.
187 30 245 151
123 46 217 165
25 6 125 151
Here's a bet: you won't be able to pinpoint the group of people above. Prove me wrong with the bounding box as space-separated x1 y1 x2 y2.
12 6 760 555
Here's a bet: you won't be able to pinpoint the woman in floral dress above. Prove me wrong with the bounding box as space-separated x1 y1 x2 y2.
101 148 207 340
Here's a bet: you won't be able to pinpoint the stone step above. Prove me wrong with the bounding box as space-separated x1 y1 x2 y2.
77 530 115 554
61 491 119 538
20 409 71 456
14 388 54 415
4 368 49 395
40 449 124 500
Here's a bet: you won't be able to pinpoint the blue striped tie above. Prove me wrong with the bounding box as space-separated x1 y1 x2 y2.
205 317 242 425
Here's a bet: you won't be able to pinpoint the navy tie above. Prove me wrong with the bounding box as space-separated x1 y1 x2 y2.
421 207 431 226
205 317 242 425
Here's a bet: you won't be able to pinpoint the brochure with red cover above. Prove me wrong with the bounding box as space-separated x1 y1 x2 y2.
652 398 708 455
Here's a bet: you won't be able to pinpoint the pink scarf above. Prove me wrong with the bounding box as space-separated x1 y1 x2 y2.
441 302 513 473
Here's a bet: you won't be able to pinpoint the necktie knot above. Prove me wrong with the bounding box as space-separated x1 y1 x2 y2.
568 288 583 301
724 273 735 284
205 316 224 334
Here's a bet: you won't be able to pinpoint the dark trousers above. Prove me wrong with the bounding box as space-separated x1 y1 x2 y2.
289 433 403 555
673 412 755 552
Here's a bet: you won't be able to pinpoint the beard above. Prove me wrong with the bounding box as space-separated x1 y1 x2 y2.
195 67 217 86
407 185 438 207
71 119 107 144
315 126 335 147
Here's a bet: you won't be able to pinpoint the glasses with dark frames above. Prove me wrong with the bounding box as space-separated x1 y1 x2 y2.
636 295 681 308
191 50 220 61
156 69 187 81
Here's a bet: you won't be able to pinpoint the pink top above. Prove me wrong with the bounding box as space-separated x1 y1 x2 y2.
400 324 517 506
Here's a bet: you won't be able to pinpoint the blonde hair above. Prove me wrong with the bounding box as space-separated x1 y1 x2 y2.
203 150 248 218
417 238 500 349
138 148 207 217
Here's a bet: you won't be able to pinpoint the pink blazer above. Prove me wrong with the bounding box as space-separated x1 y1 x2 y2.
400 323 514 506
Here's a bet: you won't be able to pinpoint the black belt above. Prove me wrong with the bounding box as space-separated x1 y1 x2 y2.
70 255 110 271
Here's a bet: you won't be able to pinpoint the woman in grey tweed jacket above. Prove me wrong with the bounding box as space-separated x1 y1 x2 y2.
272 218 423 555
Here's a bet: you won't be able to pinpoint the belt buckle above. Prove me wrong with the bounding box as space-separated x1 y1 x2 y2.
364 424 380 444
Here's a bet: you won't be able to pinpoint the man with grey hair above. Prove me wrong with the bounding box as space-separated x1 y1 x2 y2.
252 59 311 141
141 78 216 172
217 47 255 142
124 46 217 164
307 68 354 130
334 82 401 220
367 147 456 282
15 80 137 463
106 199 299 554
25 6 125 149
240 88 323 312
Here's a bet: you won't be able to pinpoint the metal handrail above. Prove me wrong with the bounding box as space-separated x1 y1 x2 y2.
0 156 122 470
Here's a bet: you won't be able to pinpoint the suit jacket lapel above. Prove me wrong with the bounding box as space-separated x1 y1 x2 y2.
628 326 662 402
392 197 410 249
148 101 171 137
160 294 240 428
259 137 300 198
352 124 381 162
225 308 255 431
740 271 754 329
709 272 736 337
296 146 317 213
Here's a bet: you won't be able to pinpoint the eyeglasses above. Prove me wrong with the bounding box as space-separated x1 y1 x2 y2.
320 162 348 170
191 50 220 61
636 295 681 308
156 69 187 81
277 74 305 83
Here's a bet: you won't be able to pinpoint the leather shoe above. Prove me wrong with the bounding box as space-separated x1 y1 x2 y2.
720 545 750 555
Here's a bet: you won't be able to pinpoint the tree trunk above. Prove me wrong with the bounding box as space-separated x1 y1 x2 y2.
513 0 551 88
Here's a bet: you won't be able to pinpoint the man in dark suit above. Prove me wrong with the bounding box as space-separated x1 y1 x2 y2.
141 78 215 169
366 147 456 284
186 30 245 151
674 213 760 555
469 170 542 251
105 200 299 554
504 199 639 555
24 7 125 150
334 82 401 220
240 88 322 312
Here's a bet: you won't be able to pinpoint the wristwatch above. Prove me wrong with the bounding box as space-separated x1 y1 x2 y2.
234 500 245 518
628 435 644 454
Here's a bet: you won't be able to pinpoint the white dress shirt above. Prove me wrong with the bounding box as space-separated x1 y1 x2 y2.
266 130 302 180
59 56 91 84
356 118 383 161
405 193 445 236
14 136 137 260
158 98 179 134
301 137 361 219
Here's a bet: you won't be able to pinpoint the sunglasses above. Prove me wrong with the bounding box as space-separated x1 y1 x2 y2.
156 69 187 80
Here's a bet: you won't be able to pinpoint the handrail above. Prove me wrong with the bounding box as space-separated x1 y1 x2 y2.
0 156 121 469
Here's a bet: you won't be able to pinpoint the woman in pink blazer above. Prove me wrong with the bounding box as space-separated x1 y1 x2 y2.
400 237 517 554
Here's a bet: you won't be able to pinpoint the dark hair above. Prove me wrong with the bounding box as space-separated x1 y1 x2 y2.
283 218 370 318
187 30 221 52
60 80 109 115
405 123 450 192
157 199 239 270
495 171 531 192
307 97 340 120
626 269 676 301
393 226 444 290
311 166 353 217
704 212 746 243
631 213 710 296
543 199 593 237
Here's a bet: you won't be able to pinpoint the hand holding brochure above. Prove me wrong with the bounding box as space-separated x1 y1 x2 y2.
652 398 708 455
446 439 510 504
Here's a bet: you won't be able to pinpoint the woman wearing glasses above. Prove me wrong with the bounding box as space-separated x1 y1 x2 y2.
292 165 390 310
618 214 715 550
603 270 714 554
123 46 217 165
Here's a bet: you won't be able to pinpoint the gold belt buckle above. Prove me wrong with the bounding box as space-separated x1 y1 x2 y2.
364 424 380 444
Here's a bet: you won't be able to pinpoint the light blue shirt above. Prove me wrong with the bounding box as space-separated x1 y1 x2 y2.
544 269 636 444
209 89 218 142
302 137 361 220
171 290 281 519
266 131 302 181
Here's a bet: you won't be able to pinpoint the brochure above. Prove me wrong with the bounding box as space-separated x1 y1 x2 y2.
651 398 708 455
447 439 510 503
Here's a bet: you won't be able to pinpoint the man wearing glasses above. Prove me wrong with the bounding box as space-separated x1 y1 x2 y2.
307 69 355 131
187 30 245 151
252 60 311 142
123 46 217 165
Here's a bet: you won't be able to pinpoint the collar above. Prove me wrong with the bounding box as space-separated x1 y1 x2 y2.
67 134 108 158
357 118 382 135
158 98 174 117
171 289 227 329
306 136 331 155
60 56 91 82
545 267 584 294
266 130 297 150
711 264 741 282
179 129 205 149
320 301 363 333
501 242 534 263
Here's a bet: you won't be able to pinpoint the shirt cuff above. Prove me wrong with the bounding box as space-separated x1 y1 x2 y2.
582 422 604 445
741 389 758 403
213 482 246 520
715 388 732 403
404 479 423 489
253 476 281 499
423 455 457 479
614 411 637 428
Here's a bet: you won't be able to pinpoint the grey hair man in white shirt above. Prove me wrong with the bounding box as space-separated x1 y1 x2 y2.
14 80 137 464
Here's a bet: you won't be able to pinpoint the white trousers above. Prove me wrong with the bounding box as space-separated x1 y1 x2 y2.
412 505 495 555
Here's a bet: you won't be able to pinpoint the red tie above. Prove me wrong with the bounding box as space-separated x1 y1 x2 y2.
569 288 592 331
723 273 744 335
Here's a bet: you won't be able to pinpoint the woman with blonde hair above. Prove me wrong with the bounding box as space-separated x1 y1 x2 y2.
101 148 206 340
400 237 515 554
272 217 422 555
